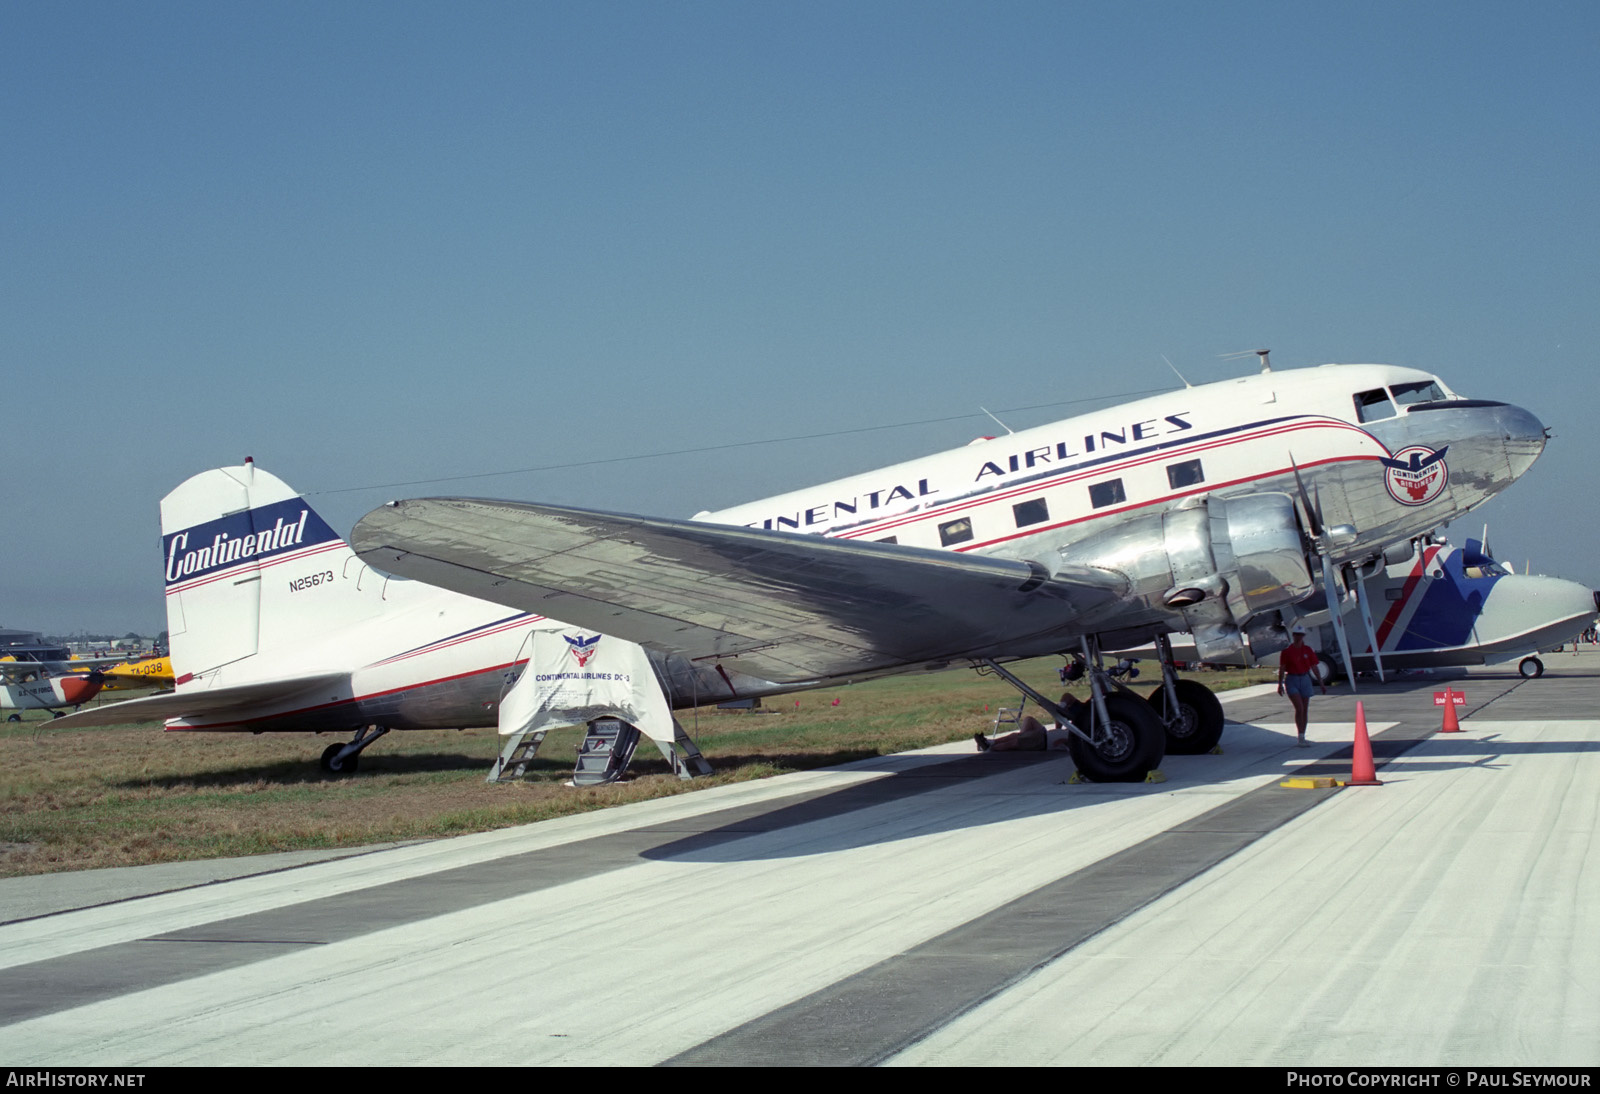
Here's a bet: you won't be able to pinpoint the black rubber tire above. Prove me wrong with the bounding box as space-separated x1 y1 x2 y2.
1068 692 1167 782
320 743 360 775
6 714 20 722
1313 660 1336 686
1148 679 1226 755
1519 657 1544 679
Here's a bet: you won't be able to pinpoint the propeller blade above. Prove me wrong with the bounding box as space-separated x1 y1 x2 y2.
1351 565 1386 684
1290 456 1325 539
1322 555 1357 691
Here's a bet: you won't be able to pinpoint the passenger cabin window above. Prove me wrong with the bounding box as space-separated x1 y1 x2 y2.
1392 380 1447 407
1013 498 1049 527
1089 479 1126 509
1354 389 1396 422
1166 459 1204 489
938 518 974 546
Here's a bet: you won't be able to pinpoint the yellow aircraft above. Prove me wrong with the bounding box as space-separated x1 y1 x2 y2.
98 656 175 691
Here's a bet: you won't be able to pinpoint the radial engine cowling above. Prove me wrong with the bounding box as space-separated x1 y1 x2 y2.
1055 492 1313 660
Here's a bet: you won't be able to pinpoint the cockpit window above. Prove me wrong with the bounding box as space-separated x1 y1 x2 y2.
1354 388 1395 423
1392 380 1447 406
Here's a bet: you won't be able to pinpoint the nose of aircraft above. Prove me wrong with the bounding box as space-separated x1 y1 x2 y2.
1496 402 1548 481
57 675 103 705
1483 574 1598 644
1385 399 1548 497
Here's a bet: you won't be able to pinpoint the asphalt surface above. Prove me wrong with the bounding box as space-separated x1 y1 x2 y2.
2 653 1596 1065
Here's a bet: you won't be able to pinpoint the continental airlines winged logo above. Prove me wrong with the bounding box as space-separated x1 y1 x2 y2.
1380 445 1449 505
564 633 602 667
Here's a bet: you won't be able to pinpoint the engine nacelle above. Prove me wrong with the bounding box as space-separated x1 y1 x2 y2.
1055 492 1313 660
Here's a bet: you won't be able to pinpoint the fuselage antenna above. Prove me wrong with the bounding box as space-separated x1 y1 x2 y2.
980 406 1015 435
1161 354 1194 389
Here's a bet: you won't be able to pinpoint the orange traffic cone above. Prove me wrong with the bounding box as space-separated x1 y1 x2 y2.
1349 700 1382 786
1440 688 1463 733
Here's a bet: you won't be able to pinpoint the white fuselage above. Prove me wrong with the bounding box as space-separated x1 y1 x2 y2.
142 363 1549 733
700 364 1530 569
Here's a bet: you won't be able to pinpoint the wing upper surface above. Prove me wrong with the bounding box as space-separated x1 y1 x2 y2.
0 656 128 680
351 498 1125 681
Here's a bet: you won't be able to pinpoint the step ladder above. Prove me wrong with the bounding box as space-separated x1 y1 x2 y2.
660 719 713 779
992 701 1028 733
488 717 714 784
571 717 641 786
486 728 549 783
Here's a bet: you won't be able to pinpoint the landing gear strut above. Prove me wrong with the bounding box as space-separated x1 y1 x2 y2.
1146 634 1226 754
320 725 390 775
978 636 1166 782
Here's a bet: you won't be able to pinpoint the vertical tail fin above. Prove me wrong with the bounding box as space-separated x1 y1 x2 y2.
161 460 368 680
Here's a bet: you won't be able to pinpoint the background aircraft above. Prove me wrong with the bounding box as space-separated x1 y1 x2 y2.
354 361 1547 780
1298 538 1598 681
97 655 175 691
0 631 129 719
1 665 111 719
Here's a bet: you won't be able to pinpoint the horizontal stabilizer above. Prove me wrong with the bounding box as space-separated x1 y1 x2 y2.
352 498 1124 681
48 673 348 729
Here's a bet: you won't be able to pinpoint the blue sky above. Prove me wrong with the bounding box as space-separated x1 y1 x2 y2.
5 1 1597 633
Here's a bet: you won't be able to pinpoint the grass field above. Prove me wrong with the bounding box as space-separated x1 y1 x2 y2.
0 661 1274 877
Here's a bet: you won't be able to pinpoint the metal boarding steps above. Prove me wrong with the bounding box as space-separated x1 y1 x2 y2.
571 718 640 785
487 717 713 785
661 724 713 779
486 728 549 783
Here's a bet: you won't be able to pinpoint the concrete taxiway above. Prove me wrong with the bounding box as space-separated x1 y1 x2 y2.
2 655 1597 1066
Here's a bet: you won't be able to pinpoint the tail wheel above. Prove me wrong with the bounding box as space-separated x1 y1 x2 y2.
1148 679 1226 754
1068 692 1167 782
320 743 360 775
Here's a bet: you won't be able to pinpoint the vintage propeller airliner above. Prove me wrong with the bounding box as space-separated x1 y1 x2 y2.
57 360 1545 781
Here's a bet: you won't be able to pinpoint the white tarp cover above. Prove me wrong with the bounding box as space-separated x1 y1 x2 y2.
497 629 676 745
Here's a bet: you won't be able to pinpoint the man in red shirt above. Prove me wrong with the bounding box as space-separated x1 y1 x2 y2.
1277 624 1327 747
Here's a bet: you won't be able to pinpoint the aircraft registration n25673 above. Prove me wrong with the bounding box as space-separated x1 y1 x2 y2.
50 362 1547 782
349 361 1546 781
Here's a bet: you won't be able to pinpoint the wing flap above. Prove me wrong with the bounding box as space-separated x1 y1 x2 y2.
353 498 1125 681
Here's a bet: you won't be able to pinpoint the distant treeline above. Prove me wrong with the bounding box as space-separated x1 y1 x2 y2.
44 631 166 645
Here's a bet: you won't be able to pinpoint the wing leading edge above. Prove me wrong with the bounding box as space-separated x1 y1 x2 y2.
351 498 1126 682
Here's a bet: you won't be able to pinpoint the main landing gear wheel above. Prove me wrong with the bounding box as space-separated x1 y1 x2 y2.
1068 692 1167 782
1313 660 1336 686
1148 679 1226 755
1519 656 1545 679
320 743 360 775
